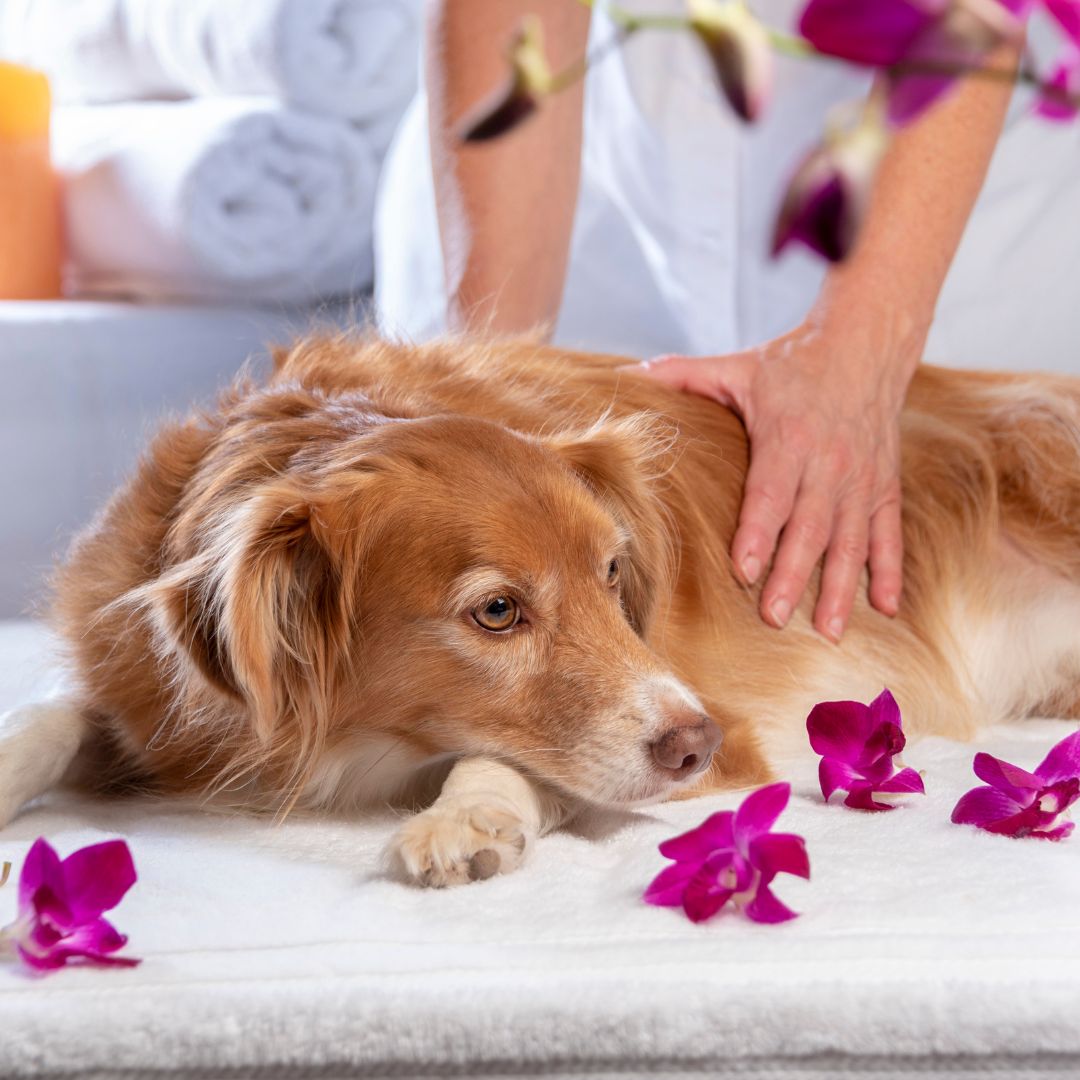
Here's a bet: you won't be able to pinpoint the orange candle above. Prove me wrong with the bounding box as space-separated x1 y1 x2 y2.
0 62 62 299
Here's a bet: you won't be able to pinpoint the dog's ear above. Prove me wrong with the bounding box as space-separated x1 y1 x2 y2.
549 414 676 635
137 477 354 747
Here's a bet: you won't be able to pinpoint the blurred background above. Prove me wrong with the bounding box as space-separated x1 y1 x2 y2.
0 0 422 617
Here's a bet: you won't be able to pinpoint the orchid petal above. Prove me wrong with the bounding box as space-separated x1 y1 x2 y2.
860 721 906 770
1046 0 1080 43
844 781 897 812
819 756 860 801
876 766 926 794
951 784 1025 827
868 688 902 729
1034 728 1080 783
1032 821 1077 841
17 838 63 914
658 810 734 862
799 0 940 66
643 861 701 907
682 872 733 923
744 882 800 924
973 751 1042 798
733 782 791 846
749 832 811 881
61 840 138 925
806 699 875 762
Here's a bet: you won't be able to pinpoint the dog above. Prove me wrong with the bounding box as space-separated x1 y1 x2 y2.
2 336 1079 886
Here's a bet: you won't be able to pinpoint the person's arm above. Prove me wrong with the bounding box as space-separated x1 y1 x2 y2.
426 1 591 334
643 50 1018 641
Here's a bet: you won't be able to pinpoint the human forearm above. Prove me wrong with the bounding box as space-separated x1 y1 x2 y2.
814 45 1021 368
425 1 590 335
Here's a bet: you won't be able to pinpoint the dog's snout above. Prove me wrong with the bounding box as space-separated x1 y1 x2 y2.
649 716 722 777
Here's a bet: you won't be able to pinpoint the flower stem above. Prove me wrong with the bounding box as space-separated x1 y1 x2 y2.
0 861 10 888
556 1 1078 110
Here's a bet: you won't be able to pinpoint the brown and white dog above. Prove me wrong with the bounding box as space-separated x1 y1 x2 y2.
2 336 1079 886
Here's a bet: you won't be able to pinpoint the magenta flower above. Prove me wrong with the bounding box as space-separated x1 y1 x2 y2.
951 730 1080 839
0 837 140 972
772 108 889 262
644 783 810 924
799 0 1025 125
806 688 925 811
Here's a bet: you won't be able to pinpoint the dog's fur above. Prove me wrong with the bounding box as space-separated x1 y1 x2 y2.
3 337 1080 885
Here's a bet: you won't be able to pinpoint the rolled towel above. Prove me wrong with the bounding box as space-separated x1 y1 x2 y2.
53 98 379 303
0 0 420 126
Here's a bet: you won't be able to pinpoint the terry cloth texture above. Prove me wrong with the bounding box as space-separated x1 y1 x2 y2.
1 620 1078 1079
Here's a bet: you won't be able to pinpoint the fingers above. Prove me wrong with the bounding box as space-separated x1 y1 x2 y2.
755 473 901 641
812 506 871 642
731 442 802 590
758 485 835 632
867 495 903 617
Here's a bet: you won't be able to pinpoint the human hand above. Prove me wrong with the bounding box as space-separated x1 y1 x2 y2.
638 318 920 641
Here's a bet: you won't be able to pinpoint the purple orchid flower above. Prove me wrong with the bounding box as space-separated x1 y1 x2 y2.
644 782 810 924
799 0 1025 125
0 837 140 972
806 688 926 811
952 730 1080 839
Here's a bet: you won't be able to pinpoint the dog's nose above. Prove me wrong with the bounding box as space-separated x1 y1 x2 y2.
650 717 722 776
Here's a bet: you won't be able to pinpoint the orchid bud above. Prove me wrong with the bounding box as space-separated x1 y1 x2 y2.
772 102 889 262
688 0 775 122
1036 44 1080 120
458 16 553 143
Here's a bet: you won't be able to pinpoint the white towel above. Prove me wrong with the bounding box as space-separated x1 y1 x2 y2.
2 620 1080 1078
0 0 420 127
52 98 379 303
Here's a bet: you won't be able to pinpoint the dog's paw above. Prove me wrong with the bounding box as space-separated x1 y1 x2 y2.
391 799 530 888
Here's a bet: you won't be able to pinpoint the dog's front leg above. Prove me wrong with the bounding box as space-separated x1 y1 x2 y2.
391 756 565 888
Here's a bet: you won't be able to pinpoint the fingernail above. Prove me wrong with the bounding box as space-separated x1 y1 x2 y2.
741 554 762 585
768 597 791 627
826 616 844 641
885 595 899 615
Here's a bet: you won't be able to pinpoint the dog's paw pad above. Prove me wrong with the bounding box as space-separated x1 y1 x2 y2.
391 802 529 888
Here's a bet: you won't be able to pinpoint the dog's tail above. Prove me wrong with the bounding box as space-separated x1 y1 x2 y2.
0 701 88 828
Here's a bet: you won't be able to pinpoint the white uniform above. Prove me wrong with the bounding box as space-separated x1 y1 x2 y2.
374 1 1080 373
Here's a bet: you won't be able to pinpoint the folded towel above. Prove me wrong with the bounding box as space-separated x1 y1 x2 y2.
0 0 420 127
52 98 379 303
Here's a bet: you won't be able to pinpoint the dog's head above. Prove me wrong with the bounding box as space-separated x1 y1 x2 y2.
145 404 722 806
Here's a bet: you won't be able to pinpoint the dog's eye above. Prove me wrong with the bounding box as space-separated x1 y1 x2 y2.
607 558 621 587
474 597 520 632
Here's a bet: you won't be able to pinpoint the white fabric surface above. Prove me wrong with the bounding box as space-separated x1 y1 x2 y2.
2 619 1079 1078
0 0 421 126
51 98 379 304
375 0 1080 373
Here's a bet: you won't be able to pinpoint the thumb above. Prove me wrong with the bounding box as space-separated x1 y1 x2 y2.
628 352 756 412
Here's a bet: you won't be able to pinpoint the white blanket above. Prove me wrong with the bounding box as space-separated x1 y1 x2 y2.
0 0 420 126
52 98 379 303
2 620 1079 1078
